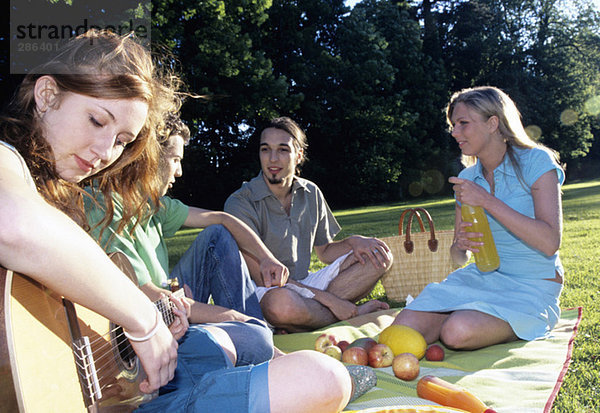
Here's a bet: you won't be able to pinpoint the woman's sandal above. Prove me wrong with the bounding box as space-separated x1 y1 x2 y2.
346 365 377 403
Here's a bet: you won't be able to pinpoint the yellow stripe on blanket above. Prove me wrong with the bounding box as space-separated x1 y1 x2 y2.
346 406 469 413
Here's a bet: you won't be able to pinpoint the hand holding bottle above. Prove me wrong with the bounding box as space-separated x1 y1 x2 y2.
449 177 492 207
449 177 500 272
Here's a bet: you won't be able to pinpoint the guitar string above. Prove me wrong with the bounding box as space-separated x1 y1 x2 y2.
84 293 176 351
74 292 180 383
90 295 177 374
75 296 179 389
74 324 137 386
77 328 153 385
89 307 167 379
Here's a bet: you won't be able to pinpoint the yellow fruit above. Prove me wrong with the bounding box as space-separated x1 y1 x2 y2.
378 325 427 359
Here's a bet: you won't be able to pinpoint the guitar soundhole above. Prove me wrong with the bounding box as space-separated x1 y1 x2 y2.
111 322 138 373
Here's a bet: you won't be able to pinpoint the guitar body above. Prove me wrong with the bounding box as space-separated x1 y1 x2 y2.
0 253 157 412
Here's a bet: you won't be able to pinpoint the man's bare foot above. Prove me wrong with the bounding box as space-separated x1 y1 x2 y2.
357 299 390 316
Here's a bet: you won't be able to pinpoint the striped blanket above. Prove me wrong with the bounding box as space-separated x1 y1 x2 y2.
273 307 581 413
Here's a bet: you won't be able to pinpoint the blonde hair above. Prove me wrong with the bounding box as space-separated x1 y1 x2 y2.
1 29 182 232
446 86 562 185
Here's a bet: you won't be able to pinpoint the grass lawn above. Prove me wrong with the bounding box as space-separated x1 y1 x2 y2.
166 177 600 412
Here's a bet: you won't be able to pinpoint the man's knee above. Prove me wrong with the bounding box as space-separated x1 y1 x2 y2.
245 319 274 346
191 224 240 265
261 288 305 326
355 254 392 281
193 224 232 244
375 251 393 278
174 224 239 297
228 320 274 365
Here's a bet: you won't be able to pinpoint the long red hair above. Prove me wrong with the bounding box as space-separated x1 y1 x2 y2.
1 30 182 232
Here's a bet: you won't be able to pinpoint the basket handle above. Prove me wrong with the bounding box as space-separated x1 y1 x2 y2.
399 208 425 235
400 208 439 253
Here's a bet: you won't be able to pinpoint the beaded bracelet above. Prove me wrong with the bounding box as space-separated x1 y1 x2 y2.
124 307 161 342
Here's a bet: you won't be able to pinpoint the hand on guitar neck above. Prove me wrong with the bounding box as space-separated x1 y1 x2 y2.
155 288 190 341
111 251 191 341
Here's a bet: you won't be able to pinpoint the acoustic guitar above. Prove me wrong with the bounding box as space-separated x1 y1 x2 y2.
0 252 183 412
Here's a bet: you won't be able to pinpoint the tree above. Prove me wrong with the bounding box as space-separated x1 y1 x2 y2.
526 0 600 162
434 0 600 166
152 0 293 208
258 0 449 204
361 0 450 197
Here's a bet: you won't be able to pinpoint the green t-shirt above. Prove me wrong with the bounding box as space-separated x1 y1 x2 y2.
86 194 189 287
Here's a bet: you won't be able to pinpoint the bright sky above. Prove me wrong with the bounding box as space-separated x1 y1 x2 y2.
345 0 600 11
587 0 600 10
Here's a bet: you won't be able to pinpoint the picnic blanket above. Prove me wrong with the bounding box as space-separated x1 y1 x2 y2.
273 307 581 413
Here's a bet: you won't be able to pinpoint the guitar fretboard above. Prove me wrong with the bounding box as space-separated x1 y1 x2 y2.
154 289 185 327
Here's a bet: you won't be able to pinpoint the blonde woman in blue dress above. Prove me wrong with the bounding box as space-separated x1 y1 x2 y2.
392 86 565 350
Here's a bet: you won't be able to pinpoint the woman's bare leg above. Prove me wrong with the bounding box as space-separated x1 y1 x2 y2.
392 309 450 344
268 350 352 413
440 310 518 350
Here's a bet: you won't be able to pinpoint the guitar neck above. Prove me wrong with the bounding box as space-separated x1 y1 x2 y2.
153 289 185 327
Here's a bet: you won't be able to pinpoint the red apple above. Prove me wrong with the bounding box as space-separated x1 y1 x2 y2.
368 343 394 368
323 345 343 360
392 352 420 381
348 337 377 353
342 346 368 365
425 344 445 362
314 333 337 352
338 340 350 352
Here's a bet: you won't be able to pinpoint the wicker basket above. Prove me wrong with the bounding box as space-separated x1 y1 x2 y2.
381 207 459 302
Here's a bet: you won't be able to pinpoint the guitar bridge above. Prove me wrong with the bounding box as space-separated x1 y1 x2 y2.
72 336 102 406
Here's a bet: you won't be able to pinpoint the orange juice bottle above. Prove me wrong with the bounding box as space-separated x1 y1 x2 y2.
417 375 497 413
460 204 500 272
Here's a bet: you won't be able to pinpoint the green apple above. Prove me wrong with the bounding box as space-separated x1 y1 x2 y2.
347 337 377 353
323 345 343 360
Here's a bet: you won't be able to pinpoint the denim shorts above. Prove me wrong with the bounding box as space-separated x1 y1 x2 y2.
135 325 270 413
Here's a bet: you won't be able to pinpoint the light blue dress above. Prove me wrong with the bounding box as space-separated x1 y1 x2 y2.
407 147 565 340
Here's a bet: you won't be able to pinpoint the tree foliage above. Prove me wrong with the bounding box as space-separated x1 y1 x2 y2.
2 0 598 208
149 0 600 209
151 0 292 205
435 0 600 162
